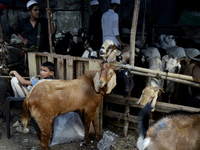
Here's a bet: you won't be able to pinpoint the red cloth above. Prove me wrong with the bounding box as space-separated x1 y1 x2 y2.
0 4 10 10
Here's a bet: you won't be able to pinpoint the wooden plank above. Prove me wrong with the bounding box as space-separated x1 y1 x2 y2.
47 55 54 63
89 60 101 71
66 57 73 80
88 60 102 134
36 56 41 76
56 56 64 79
28 52 37 77
84 61 89 73
103 109 154 124
104 94 200 113
76 61 84 78
41 56 47 64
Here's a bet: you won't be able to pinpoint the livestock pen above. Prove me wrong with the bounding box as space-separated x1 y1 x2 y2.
27 52 200 137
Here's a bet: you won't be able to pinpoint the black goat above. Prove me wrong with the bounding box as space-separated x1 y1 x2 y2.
113 69 134 98
55 32 72 55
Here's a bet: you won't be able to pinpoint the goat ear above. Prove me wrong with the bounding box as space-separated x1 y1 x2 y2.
106 72 116 94
94 72 100 92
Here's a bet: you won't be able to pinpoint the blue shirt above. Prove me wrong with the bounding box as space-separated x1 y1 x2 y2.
31 80 39 87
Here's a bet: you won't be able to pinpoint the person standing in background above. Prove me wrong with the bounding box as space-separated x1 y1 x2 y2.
14 0 55 52
86 0 103 51
101 0 128 48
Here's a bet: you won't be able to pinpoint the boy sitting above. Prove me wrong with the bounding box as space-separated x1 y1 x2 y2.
9 61 54 133
9 61 55 97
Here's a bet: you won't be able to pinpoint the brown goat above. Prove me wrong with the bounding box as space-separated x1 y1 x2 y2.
137 103 200 150
21 63 116 150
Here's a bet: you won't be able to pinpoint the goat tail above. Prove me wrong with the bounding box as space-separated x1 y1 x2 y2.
22 98 31 128
138 103 153 138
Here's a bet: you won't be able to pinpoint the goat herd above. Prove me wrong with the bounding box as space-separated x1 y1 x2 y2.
4 33 200 150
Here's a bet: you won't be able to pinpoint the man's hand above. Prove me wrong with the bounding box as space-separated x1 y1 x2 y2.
9 70 16 76
46 8 53 19
9 70 18 77
120 42 128 47
23 39 28 45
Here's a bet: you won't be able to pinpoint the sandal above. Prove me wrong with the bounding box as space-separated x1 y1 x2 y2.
13 120 21 127
16 126 29 133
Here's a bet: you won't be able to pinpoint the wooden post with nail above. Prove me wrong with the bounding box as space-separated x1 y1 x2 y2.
45 0 53 53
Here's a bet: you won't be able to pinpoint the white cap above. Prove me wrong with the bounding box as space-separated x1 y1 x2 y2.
26 0 38 9
90 0 99 6
111 0 120 4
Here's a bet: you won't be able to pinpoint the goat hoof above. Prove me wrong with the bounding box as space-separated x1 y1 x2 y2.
95 135 100 141
36 133 40 140
86 140 91 145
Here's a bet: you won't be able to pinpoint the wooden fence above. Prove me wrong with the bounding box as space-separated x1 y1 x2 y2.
28 52 200 136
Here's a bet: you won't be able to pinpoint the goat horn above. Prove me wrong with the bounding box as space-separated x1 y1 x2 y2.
135 54 139 57
166 51 174 58
176 58 185 62
152 87 165 93
187 54 200 62
115 45 122 50
159 88 165 93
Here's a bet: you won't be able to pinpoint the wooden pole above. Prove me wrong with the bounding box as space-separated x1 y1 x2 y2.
129 0 141 66
110 63 194 82
131 70 200 88
0 15 6 54
0 75 30 79
124 0 141 137
46 0 53 53
0 14 7 69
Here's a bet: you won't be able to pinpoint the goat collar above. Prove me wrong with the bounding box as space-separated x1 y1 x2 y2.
153 122 167 138
96 87 106 96
96 91 104 96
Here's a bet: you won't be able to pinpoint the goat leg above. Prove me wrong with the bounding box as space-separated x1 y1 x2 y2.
92 117 100 140
84 112 93 145
37 129 41 140
38 119 53 150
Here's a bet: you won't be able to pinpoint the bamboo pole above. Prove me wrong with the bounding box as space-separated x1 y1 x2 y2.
0 75 30 79
110 63 194 82
129 0 141 66
0 15 6 55
0 14 7 70
124 0 141 137
46 0 53 53
131 70 200 88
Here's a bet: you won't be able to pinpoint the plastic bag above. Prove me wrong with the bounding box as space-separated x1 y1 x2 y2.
50 112 85 146
97 130 119 150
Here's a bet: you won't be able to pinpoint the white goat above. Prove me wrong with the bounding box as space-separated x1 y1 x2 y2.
99 40 139 64
162 55 181 103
